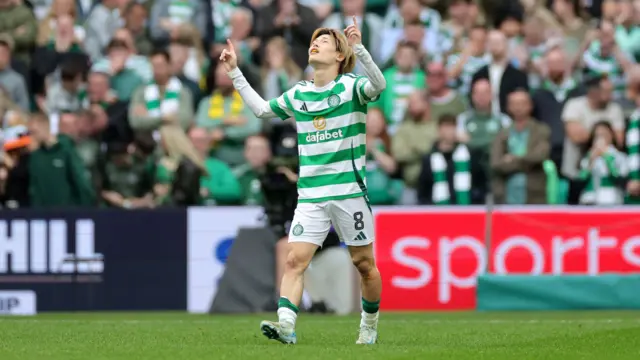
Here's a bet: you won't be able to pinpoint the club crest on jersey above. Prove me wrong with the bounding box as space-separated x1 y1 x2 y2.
328 94 340 107
313 116 326 130
292 223 304 236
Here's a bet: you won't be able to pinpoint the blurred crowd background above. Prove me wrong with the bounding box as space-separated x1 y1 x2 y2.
0 0 639 209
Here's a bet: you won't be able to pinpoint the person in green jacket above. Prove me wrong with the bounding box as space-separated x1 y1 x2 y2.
233 134 273 205
27 113 95 207
369 41 425 134
189 127 242 205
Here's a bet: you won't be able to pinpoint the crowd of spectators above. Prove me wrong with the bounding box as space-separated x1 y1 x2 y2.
0 0 639 208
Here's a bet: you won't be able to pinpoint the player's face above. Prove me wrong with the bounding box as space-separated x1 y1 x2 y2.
308 34 339 65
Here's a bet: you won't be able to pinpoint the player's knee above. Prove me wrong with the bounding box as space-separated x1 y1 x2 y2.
352 254 375 278
284 249 311 274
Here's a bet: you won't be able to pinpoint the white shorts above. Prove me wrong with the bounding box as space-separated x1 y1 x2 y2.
288 196 374 247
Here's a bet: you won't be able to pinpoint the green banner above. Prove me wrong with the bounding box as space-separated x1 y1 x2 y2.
477 275 640 311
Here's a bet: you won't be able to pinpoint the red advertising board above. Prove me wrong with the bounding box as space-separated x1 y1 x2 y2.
374 208 640 311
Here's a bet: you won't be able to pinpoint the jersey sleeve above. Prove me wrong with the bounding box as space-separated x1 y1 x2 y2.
354 76 380 105
267 87 296 121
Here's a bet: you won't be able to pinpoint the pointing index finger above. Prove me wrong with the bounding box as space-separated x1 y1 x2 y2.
226 38 235 52
352 15 358 28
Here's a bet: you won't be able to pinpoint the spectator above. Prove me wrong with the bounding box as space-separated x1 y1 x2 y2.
27 112 95 207
46 14 84 53
491 90 551 204
532 47 580 168
44 60 85 114
417 114 471 205
441 0 480 44
0 87 23 124
124 1 153 57
84 0 127 61
149 0 206 46
457 79 510 202
552 0 589 56
578 121 627 205
74 110 101 185
36 0 85 48
195 61 261 167
209 0 242 46
99 141 156 209
212 7 259 75
31 19 90 96
380 0 444 64
234 134 271 205
446 25 490 96
371 40 425 134
512 16 548 83
579 20 633 100
254 0 320 69
471 29 529 115
0 36 29 111
92 29 153 83
189 127 242 205
614 0 640 61
168 25 206 92
562 76 625 202
86 70 132 145
0 0 37 64
392 91 436 197
322 0 383 69
0 108 30 208
365 108 401 205
298 0 334 21
129 49 194 136
519 0 563 35
260 36 302 110
425 62 467 123
91 39 144 102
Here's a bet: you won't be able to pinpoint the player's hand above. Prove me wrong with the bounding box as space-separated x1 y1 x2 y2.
344 16 361 46
219 39 238 72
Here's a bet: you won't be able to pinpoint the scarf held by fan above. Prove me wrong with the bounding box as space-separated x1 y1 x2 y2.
579 146 628 205
430 144 471 205
144 77 182 117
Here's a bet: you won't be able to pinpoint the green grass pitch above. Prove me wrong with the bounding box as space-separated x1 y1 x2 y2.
1 311 640 359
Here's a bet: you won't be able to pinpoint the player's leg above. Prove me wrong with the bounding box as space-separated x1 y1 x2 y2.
348 242 381 344
329 197 381 344
260 202 330 344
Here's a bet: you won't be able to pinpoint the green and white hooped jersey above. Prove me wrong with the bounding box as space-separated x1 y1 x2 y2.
268 74 377 203
446 53 491 95
582 42 631 98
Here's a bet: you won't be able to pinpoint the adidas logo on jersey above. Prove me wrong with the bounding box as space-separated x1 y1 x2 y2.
305 129 344 143
354 231 367 241
300 103 308 112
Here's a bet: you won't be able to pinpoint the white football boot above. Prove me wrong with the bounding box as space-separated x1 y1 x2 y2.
260 320 297 344
356 325 378 344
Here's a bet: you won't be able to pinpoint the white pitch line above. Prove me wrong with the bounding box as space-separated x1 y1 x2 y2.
0 319 639 325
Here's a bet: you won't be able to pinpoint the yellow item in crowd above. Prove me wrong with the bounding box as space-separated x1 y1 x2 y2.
207 91 244 119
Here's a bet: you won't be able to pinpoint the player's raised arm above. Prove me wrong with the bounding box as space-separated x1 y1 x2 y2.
344 16 386 99
220 39 292 120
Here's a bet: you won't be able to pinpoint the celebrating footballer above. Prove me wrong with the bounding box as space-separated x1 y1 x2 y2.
220 16 386 345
